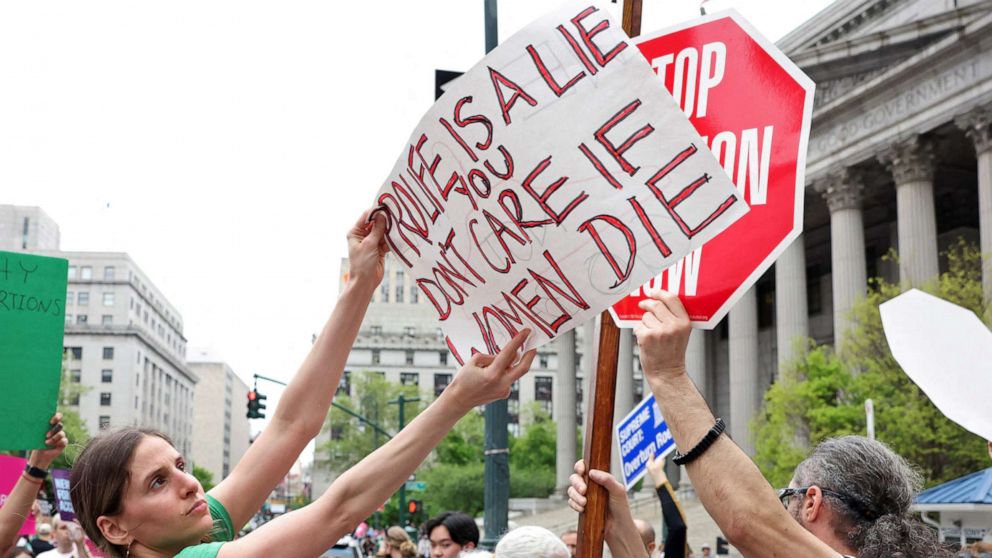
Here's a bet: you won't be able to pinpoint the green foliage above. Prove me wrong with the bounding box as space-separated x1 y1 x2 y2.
316 372 424 471
419 462 486 517
434 409 485 466
510 403 556 471
754 240 990 487
54 364 90 469
192 465 215 491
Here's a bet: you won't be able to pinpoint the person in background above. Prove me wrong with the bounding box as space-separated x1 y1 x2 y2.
0 414 66 557
645 453 686 558
699 542 711 557
569 289 951 558
494 526 569 558
559 529 577 558
423 512 480 558
378 526 417 558
36 518 90 558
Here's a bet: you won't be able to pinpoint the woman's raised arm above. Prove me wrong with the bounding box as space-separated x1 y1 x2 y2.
217 330 537 558
208 209 387 531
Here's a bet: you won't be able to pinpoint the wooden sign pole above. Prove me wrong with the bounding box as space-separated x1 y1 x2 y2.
575 3 642 557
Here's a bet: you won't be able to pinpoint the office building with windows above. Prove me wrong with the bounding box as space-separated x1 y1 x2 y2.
0 205 197 456
188 350 251 481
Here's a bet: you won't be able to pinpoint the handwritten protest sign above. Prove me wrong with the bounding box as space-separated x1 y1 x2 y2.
52 468 75 521
373 1 748 362
880 289 992 441
0 250 68 449
0 455 36 536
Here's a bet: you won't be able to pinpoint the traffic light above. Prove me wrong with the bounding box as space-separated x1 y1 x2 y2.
247 390 267 419
407 499 422 516
715 536 729 555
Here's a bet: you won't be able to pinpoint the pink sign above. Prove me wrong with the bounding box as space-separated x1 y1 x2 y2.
0 454 37 536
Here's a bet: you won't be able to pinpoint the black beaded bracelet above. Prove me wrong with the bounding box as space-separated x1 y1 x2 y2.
24 464 48 480
672 418 726 466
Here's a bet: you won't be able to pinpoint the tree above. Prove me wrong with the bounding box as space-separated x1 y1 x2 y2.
316 372 423 471
192 465 215 491
754 241 990 487
54 364 90 469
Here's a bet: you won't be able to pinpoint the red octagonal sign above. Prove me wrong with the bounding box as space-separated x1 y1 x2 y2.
611 10 815 328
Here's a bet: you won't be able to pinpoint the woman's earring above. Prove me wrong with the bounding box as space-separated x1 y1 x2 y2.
126 540 132 558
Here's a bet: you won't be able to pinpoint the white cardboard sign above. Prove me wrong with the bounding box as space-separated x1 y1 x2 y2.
373 1 748 363
880 289 992 440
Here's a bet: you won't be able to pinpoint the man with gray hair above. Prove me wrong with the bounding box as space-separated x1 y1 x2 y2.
568 290 951 558
494 526 569 558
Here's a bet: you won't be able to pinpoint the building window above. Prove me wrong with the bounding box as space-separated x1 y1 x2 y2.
404 326 416 337
103 347 114 360
102 315 113 325
80 266 92 280
67 347 82 360
539 354 549 369
99 416 110 430
66 292 74 305
69 393 80 406
757 281 775 329
103 292 115 306
405 350 415 365
411 285 419 304
76 314 88 324
65 314 73 324
68 266 77 279
336 371 351 397
101 369 113 383
400 372 419 386
371 349 380 365
807 266 822 315
371 325 382 336
535 376 553 415
508 381 520 424
395 270 405 303
100 393 112 406
70 369 81 382
77 292 89 306
434 373 453 397
439 351 448 366
380 273 390 303
104 266 115 280
576 376 584 426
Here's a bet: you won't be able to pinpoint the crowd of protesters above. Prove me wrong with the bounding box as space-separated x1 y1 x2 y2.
4 209 989 558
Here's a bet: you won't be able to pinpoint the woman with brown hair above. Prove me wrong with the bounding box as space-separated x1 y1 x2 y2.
69 209 537 558
377 526 417 558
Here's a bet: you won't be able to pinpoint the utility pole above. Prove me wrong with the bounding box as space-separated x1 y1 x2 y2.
389 394 421 528
481 1 507 550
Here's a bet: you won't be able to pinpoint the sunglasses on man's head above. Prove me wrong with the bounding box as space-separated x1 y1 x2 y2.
777 486 875 520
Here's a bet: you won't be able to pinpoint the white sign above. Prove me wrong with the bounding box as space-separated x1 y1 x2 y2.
880 289 992 440
373 1 747 363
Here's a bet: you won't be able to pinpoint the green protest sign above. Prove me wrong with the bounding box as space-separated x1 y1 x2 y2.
0 251 67 449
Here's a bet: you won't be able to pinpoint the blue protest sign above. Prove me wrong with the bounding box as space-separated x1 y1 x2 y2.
615 393 676 490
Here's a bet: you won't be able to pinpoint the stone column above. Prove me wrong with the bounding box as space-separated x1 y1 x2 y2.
775 234 809 371
957 107 992 302
612 329 635 477
815 168 868 351
728 286 759 456
880 136 939 286
555 329 577 497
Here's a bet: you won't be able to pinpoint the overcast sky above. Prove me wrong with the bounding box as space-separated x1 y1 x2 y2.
1 0 833 435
